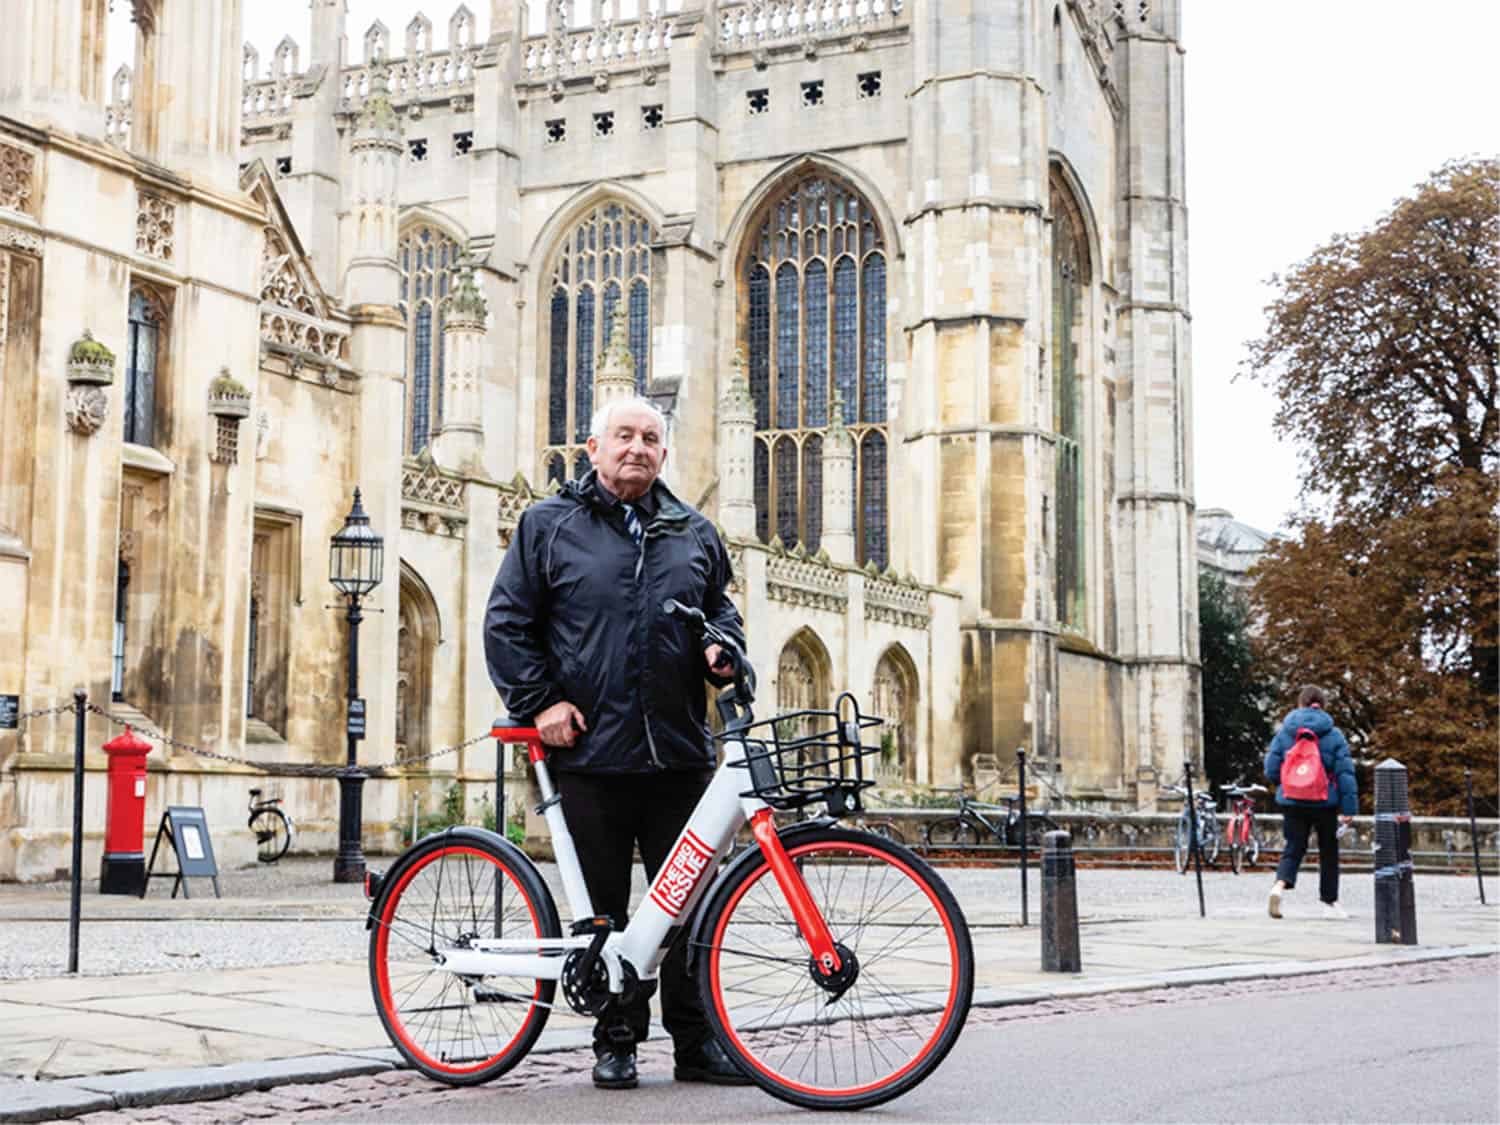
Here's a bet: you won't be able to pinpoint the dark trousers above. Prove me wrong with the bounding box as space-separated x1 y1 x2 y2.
553 768 714 1056
1276 807 1341 903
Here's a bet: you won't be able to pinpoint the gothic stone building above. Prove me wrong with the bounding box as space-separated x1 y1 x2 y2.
0 0 1198 878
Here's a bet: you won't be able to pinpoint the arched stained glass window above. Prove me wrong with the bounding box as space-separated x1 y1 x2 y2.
398 222 464 455
540 201 657 477
743 173 888 562
1051 175 1091 629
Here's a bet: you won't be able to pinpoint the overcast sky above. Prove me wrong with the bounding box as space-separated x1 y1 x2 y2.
110 2 1499 535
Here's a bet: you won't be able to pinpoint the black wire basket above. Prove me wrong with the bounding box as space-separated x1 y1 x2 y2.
717 691 885 815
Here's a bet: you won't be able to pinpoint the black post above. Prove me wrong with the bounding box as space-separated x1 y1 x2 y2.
1183 760 1206 918
334 595 367 883
68 690 86 974
1465 770 1486 906
1040 831 1081 972
1017 748 1028 927
1374 758 1417 944
496 738 506 840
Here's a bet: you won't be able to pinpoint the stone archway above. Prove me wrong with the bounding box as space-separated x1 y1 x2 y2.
396 564 440 763
872 645 919 785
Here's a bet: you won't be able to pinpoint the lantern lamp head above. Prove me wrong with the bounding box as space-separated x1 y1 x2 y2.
329 488 384 597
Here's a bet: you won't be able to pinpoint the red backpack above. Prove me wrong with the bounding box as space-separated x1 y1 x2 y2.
1281 728 1330 801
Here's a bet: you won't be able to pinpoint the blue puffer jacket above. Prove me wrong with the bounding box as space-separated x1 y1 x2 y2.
1264 707 1357 815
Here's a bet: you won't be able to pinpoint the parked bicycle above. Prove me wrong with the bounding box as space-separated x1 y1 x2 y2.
922 786 1061 851
247 788 293 864
364 600 973 1111
1163 783 1218 872
1222 783 1268 875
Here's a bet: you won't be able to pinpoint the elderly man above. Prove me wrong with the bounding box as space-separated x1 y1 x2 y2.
484 397 749 1090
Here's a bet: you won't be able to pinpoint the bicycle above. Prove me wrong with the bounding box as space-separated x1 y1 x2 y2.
922 785 1061 851
247 788 293 864
363 599 974 1111
1163 783 1218 873
1222 783 1268 875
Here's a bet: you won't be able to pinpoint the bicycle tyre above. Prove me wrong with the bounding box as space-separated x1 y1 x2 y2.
249 806 292 864
924 817 979 849
866 819 906 846
696 825 974 1110
1173 819 1190 874
1247 830 1261 868
1020 814 1062 850
368 829 560 1086
1201 814 1220 865
1230 838 1243 876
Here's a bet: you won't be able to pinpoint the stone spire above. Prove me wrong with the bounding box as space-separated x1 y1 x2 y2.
432 265 488 473
821 388 856 564
593 302 637 413
717 348 756 539
344 62 403 306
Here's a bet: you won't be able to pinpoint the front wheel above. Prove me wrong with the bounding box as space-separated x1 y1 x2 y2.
696 826 974 1111
1201 816 1221 865
1230 839 1243 875
1174 819 1190 874
369 830 560 1085
249 806 292 863
864 818 906 846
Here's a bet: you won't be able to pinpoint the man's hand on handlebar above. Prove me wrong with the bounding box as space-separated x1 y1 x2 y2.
535 700 587 748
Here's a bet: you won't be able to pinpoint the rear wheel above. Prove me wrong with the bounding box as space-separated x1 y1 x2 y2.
1230 837 1243 876
249 806 292 864
1019 814 1062 851
865 819 906 846
697 827 974 1110
369 832 559 1085
1201 815 1221 865
924 817 978 849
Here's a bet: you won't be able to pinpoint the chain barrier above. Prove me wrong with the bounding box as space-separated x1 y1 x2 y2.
7 699 498 779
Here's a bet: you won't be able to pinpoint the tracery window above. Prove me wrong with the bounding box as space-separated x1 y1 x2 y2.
125 286 168 447
1051 178 1090 628
399 223 464 455
742 174 888 566
542 201 656 486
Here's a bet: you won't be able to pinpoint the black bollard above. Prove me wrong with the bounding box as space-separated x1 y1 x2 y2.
1041 831 1082 972
1183 760 1206 918
1374 759 1418 945
1465 770 1486 906
68 691 86 974
1016 748 1029 927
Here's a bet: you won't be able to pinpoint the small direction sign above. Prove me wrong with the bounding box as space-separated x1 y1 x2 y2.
0 695 18 730
347 697 367 740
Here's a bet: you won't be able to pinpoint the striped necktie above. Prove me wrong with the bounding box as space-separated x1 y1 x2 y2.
622 503 643 547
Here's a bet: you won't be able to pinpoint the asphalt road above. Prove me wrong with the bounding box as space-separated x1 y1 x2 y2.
313 964 1498 1124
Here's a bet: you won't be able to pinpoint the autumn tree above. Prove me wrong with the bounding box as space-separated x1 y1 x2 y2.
1242 157 1498 815
1198 571 1277 795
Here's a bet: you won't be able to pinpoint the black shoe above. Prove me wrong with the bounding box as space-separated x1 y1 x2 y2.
674 1038 752 1086
592 1048 638 1090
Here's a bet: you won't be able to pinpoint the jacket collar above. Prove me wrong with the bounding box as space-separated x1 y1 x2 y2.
564 469 690 530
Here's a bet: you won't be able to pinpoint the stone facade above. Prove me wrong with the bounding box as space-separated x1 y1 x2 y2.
0 0 1198 880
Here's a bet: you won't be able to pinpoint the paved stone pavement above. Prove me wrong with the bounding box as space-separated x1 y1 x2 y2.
0 859 1495 1121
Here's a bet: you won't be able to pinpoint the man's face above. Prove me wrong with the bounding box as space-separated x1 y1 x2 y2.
587 403 667 501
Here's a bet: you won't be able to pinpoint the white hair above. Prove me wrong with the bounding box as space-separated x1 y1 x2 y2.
589 396 668 442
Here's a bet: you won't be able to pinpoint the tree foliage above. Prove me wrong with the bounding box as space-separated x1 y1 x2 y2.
1198 571 1277 795
1243 158 1498 815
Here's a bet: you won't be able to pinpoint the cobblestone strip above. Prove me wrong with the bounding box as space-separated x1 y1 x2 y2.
66 955 1496 1123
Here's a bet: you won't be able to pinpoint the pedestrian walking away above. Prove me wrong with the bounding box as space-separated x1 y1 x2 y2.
485 395 752 1091
1264 685 1357 919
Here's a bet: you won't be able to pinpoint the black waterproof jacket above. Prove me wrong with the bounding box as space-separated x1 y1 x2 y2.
484 470 745 774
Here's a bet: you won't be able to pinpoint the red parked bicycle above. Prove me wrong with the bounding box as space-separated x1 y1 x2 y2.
1222 783 1268 875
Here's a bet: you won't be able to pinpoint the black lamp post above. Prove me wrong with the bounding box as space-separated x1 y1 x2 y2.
329 488 384 883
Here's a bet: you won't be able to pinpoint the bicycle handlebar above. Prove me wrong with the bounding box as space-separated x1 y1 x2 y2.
662 598 758 718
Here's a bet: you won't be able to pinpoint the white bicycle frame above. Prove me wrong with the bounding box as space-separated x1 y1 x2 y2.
433 733 774 993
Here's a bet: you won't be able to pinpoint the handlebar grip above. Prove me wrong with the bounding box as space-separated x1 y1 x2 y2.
662 598 706 626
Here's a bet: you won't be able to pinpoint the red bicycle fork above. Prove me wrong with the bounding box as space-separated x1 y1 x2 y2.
749 809 842 975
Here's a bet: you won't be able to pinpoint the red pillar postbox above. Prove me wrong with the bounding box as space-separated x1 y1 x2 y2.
100 726 153 895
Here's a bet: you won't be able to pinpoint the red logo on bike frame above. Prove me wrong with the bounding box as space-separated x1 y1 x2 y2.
649 830 714 918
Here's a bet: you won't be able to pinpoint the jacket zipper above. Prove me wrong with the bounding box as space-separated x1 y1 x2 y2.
636 522 663 768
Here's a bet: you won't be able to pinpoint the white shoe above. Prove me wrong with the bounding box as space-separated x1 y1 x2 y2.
1322 902 1349 920
1268 887 1282 919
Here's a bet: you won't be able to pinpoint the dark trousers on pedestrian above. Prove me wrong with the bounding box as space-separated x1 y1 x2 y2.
1276 806 1341 904
553 768 714 1057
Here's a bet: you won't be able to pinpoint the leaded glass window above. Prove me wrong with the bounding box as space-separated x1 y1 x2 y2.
542 201 657 479
1051 179 1090 628
125 287 166 447
742 174 888 561
398 223 464 455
